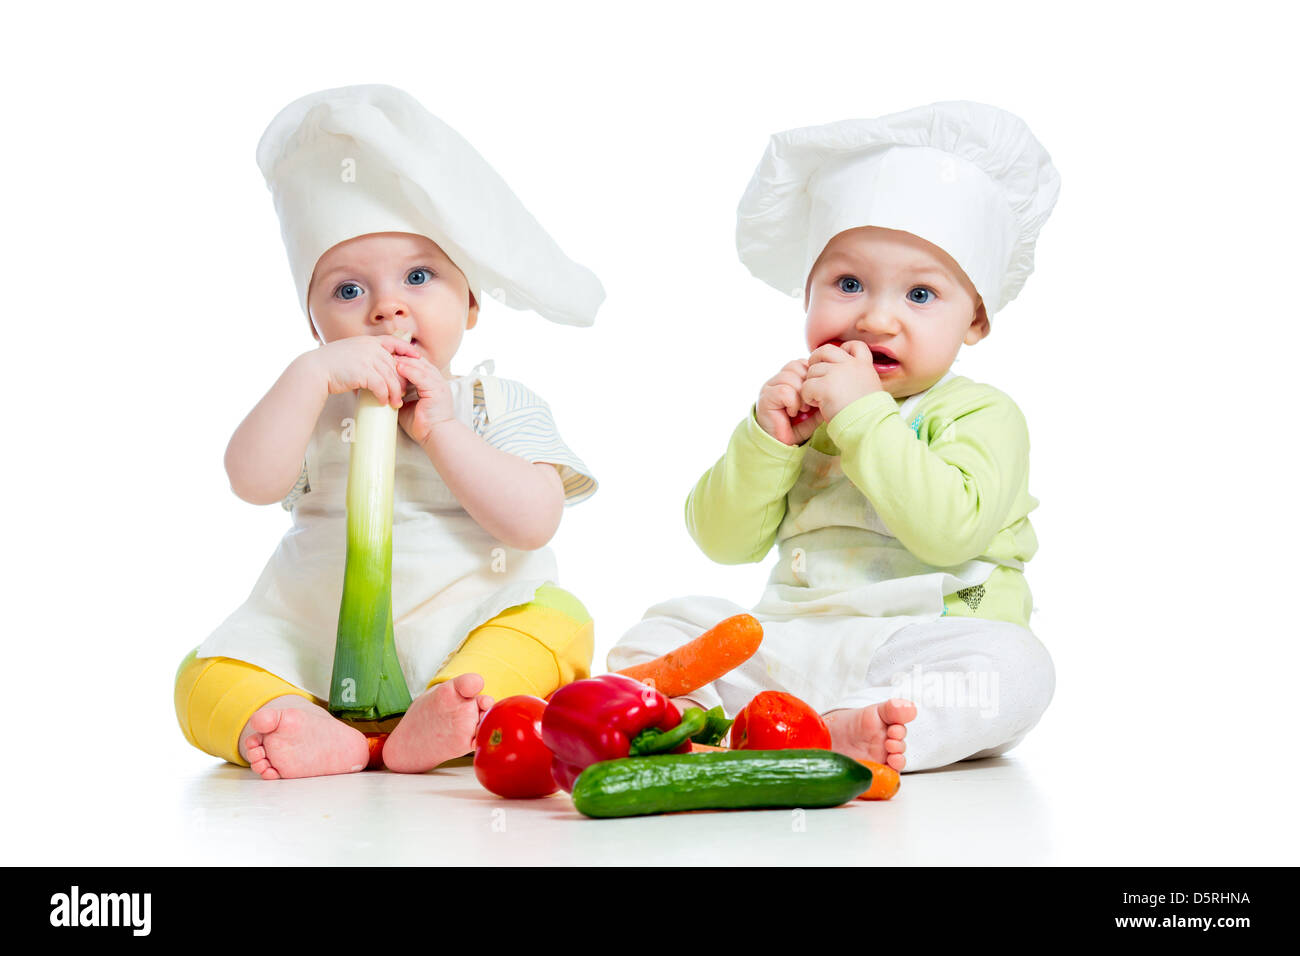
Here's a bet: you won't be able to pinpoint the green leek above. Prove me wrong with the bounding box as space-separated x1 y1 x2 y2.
328 343 413 722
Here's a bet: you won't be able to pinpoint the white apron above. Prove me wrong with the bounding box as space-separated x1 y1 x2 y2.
610 371 1025 712
196 363 559 700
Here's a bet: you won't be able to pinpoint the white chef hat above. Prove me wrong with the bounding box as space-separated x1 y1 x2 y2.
256 84 605 328
735 100 1060 317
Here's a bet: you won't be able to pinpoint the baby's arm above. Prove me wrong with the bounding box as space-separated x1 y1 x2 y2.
686 407 807 564
224 353 328 505
827 389 1030 566
417 418 564 551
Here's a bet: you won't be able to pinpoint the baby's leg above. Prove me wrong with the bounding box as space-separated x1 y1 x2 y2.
824 618 1055 773
174 648 368 780
614 601 919 761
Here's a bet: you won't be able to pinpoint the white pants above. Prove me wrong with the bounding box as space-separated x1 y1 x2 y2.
609 612 1055 773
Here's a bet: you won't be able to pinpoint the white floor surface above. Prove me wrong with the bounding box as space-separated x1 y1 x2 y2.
12 738 1291 866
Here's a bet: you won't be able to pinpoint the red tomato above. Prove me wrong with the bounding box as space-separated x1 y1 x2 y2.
473 696 559 798
731 691 832 750
364 733 388 770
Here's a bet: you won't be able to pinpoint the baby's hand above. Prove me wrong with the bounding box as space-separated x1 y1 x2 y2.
394 353 455 446
757 359 823 446
308 334 421 408
801 340 882 423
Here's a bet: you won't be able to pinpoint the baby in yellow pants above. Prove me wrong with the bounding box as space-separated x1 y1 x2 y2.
176 85 605 779
176 584 594 777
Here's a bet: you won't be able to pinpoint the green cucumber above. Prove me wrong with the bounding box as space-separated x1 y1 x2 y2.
571 750 872 818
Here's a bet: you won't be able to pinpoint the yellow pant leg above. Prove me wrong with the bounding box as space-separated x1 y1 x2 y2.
173 648 318 767
428 584 594 701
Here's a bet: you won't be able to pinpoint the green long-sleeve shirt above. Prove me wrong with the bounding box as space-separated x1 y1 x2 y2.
685 375 1039 628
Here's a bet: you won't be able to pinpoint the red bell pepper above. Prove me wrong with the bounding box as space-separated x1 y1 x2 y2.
541 674 698 792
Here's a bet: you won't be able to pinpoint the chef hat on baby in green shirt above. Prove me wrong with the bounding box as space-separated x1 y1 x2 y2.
255 84 605 330
735 101 1060 317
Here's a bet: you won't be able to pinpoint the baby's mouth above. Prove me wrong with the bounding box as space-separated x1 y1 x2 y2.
871 350 901 371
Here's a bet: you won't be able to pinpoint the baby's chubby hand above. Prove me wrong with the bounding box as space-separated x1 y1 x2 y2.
757 358 823 446
309 333 421 408
393 352 455 446
800 340 882 423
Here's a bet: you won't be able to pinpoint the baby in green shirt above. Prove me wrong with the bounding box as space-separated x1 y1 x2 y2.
609 102 1061 772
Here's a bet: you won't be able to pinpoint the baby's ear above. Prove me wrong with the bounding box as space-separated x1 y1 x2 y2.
466 292 479 330
966 300 990 345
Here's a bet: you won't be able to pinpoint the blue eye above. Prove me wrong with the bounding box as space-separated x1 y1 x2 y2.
407 268 433 285
336 283 362 301
909 287 935 304
837 276 862 294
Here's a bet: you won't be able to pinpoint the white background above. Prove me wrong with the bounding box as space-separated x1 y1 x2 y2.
4 0 1297 865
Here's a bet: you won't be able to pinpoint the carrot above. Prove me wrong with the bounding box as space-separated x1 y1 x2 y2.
853 759 901 800
689 741 730 753
616 614 763 698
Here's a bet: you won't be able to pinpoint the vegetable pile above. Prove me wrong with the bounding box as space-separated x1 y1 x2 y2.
467 616 901 816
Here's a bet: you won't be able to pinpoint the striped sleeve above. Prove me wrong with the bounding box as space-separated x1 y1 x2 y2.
280 459 311 511
473 377 597 505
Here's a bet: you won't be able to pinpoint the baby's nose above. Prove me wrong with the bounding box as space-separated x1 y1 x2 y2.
856 309 899 331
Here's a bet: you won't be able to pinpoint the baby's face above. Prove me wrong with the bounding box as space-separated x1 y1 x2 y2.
307 232 477 377
804 226 988 399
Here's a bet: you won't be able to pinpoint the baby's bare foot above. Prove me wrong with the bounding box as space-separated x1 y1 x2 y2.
382 673 494 774
243 704 369 780
823 699 917 771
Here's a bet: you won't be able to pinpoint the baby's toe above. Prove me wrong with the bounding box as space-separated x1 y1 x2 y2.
886 752 907 771
885 737 905 754
887 723 907 740
450 673 485 699
249 707 282 735
880 699 917 725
